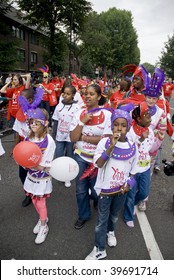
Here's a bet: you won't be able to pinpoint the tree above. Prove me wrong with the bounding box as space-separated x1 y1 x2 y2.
0 1 21 72
16 0 92 73
82 8 140 75
143 62 155 75
159 33 174 79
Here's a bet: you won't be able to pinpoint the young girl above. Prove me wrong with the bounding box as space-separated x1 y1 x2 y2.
13 87 43 207
0 73 31 125
52 85 80 187
70 84 112 230
124 102 161 227
85 109 138 260
23 108 56 244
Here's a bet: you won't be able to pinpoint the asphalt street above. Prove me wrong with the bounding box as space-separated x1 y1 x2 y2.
0 104 174 260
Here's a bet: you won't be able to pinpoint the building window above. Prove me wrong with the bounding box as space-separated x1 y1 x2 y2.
31 52 37 64
17 48 25 62
12 26 25 40
31 34 39 45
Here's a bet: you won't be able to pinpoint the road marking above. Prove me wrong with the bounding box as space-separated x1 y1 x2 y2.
135 206 164 260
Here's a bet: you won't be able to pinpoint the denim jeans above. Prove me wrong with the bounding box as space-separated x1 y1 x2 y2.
124 168 151 222
55 141 74 158
74 154 98 220
95 193 126 251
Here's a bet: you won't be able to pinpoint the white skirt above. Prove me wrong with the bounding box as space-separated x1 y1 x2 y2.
24 174 53 196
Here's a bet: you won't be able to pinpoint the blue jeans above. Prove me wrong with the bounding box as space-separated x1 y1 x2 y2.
95 193 126 251
55 141 74 158
74 154 98 220
124 168 151 222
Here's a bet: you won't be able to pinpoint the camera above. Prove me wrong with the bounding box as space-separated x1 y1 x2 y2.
162 159 174 176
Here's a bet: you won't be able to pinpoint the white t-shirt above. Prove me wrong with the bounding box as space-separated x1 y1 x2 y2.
24 134 56 196
13 119 30 138
93 137 139 195
70 109 112 162
150 105 165 132
127 126 154 173
52 101 80 142
59 91 85 108
0 139 5 156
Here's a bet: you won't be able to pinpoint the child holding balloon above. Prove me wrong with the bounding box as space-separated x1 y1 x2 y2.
52 85 80 187
23 108 56 244
13 87 43 207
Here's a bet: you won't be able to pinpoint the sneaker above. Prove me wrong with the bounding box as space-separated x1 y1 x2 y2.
74 219 87 230
65 181 71 187
85 246 107 260
33 218 48 234
22 196 32 207
35 224 49 244
138 201 146 211
154 166 160 173
126 221 134 228
107 231 117 247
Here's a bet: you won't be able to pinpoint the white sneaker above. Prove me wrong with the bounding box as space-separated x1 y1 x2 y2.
85 246 107 260
154 166 160 173
65 181 71 187
126 221 134 228
33 218 48 234
35 224 49 244
107 231 117 247
138 201 146 211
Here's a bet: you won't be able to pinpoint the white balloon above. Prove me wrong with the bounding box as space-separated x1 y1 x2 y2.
49 156 79 182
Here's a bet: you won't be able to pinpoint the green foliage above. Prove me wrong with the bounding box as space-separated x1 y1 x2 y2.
159 33 174 79
0 40 21 72
16 0 92 72
82 8 140 75
143 62 155 75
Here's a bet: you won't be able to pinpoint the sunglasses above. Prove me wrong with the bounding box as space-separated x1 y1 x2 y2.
43 76 48 79
27 119 44 126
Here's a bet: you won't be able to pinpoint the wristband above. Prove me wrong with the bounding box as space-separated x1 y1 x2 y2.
101 151 109 161
78 120 85 126
127 176 136 189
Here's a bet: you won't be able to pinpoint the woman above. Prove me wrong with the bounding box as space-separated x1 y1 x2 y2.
70 84 112 229
0 73 31 125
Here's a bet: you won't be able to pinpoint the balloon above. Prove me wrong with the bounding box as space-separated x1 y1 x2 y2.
49 157 79 182
13 141 42 168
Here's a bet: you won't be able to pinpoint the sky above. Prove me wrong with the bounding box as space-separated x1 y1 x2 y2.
90 0 174 65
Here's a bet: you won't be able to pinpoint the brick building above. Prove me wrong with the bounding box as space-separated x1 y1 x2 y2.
0 6 48 74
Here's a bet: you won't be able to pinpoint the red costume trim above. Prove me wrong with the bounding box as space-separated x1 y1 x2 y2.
80 110 105 125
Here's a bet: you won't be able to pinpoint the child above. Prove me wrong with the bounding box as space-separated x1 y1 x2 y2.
13 87 43 207
52 85 80 187
85 109 138 260
124 102 158 227
23 108 56 244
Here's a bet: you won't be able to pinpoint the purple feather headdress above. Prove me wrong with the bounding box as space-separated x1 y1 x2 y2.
143 68 165 97
18 87 44 114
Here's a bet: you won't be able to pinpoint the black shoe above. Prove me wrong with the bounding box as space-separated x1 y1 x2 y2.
74 219 87 230
22 196 32 207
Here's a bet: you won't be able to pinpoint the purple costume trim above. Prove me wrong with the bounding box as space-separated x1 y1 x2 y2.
101 151 109 161
149 105 157 116
26 135 49 178
100 186 122 195
127 176 136 189
105 138 136 160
